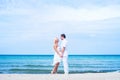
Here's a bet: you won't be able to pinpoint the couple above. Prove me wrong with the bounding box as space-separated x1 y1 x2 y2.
51 34 69 74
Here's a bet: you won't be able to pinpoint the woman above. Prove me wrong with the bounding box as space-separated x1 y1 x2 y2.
51 37 62 74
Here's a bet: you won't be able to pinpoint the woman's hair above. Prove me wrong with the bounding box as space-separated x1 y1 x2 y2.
61 34 66 38
54 37 59 43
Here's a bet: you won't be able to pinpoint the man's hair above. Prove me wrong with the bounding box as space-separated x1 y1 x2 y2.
61 34 66 38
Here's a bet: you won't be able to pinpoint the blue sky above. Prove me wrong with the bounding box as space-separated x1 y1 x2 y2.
0 0 120 55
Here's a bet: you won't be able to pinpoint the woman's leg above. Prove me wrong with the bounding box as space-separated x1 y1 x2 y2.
51 62 60 74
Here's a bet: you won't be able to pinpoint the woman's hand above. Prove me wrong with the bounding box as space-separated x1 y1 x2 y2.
59 54 63 58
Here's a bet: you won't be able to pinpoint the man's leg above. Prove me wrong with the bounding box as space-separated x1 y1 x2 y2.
63 56 69 74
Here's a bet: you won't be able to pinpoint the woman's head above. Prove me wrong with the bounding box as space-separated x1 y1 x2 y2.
54 37 59 44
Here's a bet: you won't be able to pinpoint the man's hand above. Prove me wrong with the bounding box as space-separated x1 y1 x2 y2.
60 47 65 58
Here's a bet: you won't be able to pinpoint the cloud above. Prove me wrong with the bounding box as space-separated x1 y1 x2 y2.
1 1 120 22
26 5 120 22
0 3 120 32
1 2 120 22
1 4 120 41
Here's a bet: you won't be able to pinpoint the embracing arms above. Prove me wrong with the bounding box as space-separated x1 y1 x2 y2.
53 45 61 57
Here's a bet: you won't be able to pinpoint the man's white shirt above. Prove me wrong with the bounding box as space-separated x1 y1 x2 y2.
61 39 68 57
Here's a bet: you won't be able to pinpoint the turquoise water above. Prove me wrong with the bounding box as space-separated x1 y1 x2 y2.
0 55 120 74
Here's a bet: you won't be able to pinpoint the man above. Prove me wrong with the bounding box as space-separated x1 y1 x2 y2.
60 34 69 74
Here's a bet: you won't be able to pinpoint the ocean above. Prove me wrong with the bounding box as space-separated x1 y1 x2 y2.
0 55 120 74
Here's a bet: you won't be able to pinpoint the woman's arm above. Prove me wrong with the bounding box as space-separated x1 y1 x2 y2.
53 45 61 56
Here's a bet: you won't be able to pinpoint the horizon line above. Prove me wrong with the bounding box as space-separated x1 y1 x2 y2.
0 53 120 56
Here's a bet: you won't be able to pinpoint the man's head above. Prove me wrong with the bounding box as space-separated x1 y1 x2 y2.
61 34 66 40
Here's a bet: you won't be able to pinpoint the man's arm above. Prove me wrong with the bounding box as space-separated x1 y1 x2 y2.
61 47 65 57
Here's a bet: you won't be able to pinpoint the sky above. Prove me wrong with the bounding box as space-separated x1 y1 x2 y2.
0 0 120 55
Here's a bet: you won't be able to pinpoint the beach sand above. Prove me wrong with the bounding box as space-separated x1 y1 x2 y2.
0 72 120 80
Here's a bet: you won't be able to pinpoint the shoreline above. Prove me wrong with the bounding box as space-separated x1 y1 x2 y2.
0 72 120 80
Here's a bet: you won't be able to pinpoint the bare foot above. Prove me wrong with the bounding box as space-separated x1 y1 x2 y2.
51 71 57 74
